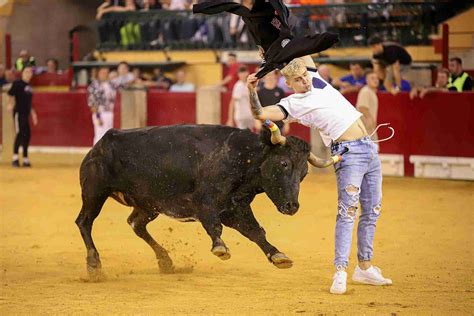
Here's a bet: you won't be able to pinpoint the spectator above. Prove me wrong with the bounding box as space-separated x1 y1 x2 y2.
221 52 240 91
7 66 38 167
0 64 7 87
15 49 36 71
369 36 412 95
113 61 136 88
87 67 116 145
447 57 473 92
356 71 379 140
378 77 411 93
257 70 290 134
96 0 135 20
46 58 60 74
318 64 332 85
410 68 450 99
226 65 259 130
153 68 173 90
163 0 192 10
169 69 195 92
333 62 366 94
135 0 162 10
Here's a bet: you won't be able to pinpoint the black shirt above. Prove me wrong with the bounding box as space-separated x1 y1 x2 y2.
373 43 412 66
8 79 33 115
258 86 286 128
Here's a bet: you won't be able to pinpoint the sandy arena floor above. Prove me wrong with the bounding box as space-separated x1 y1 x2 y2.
0 155 473 315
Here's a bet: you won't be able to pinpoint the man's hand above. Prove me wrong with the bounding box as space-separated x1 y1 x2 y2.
32 112 38 126
7 103 14 112
247 73 259 90
390 86 400 96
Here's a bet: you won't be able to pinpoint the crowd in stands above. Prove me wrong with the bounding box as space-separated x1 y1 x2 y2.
96 0 435 49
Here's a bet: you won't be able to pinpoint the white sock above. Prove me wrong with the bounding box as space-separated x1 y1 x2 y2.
12 154 19 161
23 157 29 163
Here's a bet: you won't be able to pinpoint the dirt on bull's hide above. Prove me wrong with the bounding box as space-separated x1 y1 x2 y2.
0 162 473 314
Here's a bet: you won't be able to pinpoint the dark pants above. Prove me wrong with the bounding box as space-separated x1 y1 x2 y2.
13 112 31 158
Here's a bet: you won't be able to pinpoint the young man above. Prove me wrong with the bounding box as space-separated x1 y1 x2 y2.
246 56 392 294
447 57 473 92
369 36 411 95
334 62 367 94
7 66 38 167
227 65 259 131
410 68 450 99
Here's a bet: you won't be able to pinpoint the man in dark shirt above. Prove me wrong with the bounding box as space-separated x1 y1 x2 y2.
447 57 473 92
257 70 289 133
369 36 412 95
7 66 38 167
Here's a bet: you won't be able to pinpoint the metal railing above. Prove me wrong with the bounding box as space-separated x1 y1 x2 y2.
96 2 462 51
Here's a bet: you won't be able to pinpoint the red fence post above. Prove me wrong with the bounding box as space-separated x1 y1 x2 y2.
442 24 449 68
5 33 12 69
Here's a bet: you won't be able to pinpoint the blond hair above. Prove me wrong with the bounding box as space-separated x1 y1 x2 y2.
280 58 306 79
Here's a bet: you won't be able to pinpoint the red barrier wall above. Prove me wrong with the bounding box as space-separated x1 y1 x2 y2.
30 72 72 87
344 91 474 175
9 90 472 179
30 92 120 147
147 91 196 126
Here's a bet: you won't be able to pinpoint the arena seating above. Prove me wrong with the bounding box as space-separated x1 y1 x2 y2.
97 2 472 51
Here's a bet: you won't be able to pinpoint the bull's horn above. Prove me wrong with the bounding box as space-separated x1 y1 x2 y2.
263 120 286 145
308 151 343 168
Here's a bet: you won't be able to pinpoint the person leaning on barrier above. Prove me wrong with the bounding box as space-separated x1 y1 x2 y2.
15 49 36 71
410 68 450 100
333 62 367 95
369 36 412 95
447 57 473 92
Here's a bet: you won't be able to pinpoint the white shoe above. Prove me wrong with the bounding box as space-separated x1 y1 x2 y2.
352 265 393 285
330 270 347 294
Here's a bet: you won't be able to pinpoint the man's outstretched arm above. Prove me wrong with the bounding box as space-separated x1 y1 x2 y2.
247 73 286 121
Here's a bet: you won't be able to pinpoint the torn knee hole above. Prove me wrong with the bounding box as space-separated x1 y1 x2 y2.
345 184 360 196
373 204 382 215
338 203 358 219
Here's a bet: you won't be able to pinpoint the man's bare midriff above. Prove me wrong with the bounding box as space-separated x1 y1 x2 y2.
335 118 369 143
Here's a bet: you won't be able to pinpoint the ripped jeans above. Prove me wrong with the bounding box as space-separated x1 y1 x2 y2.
331 137 382 269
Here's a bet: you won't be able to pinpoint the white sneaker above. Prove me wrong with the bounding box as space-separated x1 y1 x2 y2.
352 265 393 285
330 270 347 294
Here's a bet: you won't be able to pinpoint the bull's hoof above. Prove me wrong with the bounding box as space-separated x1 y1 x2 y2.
87 265 107 282
270 253 293 269
158 259 175 274
212 245 231 260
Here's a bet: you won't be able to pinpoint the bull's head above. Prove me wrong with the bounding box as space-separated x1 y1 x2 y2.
259 120 343 216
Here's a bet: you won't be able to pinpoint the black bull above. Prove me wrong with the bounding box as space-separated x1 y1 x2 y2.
76 125 311 276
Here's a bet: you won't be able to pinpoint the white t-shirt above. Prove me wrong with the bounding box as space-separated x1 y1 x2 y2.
232 80 253 121
278 68 362 146
169 83 195 92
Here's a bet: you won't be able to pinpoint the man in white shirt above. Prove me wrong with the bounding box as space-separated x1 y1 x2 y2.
226 65 259 130
170 69 195 92
356 71 379 141
246 56 392 295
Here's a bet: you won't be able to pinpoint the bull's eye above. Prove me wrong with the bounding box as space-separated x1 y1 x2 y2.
281 161 288 168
